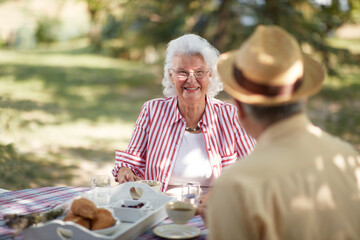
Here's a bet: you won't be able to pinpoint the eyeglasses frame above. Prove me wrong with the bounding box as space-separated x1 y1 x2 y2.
170 68 210 80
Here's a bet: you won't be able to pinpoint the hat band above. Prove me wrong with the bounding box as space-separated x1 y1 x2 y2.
233 65 303 97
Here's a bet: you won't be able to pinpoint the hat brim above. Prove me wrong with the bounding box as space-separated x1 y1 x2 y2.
218 50 326 106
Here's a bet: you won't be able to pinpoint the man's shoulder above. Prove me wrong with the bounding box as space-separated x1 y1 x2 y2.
307 125 359 155
321 131 358 153
219 155 267 181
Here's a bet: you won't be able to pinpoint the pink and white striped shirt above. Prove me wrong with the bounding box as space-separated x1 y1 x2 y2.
112 96 255 191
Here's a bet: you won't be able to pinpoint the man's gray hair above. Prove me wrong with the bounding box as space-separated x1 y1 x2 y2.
162 34 223 98
240 101 305 127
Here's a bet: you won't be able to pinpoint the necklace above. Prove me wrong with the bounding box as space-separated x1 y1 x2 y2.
185 126 200 132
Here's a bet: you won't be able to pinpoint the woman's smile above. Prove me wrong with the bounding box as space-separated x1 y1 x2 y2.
184 86 200 91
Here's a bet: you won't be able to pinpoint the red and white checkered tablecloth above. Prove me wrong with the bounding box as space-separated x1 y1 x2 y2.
0 187 208 240
0 187 89 240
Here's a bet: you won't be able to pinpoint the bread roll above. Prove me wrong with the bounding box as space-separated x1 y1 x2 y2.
63 212 91 229
70 198 97 219
91 208 115 230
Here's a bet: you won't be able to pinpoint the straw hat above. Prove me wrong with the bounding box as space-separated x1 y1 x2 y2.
218 25 326 106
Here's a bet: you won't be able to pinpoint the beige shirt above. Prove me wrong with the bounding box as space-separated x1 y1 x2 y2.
208 113 360 240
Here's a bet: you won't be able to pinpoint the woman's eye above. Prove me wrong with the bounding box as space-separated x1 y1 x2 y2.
178 71 188 76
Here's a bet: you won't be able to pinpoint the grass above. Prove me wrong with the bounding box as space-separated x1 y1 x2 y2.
0 41 164 190
307 38 360 149
0 37 359 190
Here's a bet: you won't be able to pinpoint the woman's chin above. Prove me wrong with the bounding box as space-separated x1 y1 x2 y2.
180 94 204 105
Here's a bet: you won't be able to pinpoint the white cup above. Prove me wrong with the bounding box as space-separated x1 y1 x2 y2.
166 201 196 224
91 175 111 207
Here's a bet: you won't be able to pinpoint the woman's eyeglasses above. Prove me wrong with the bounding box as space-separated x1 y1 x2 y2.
170 69 209 80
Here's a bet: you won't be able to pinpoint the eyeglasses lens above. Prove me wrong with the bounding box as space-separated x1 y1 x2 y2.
173 70 207 80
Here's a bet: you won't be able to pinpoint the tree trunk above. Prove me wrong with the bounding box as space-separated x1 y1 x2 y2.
212 0 231 51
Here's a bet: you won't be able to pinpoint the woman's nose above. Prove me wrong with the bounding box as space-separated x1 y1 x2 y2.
187 72 197 82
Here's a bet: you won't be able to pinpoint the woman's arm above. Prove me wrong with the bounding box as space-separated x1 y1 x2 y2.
112 103 150 182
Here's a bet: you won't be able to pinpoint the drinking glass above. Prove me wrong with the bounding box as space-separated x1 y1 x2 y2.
181 182 200 206
91 175 111 207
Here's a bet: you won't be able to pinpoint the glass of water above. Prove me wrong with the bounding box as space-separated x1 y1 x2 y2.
181 182 200 206
91 175 111 208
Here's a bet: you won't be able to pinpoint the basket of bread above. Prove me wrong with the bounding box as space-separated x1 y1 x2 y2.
20 197 122 240
18 182 175 240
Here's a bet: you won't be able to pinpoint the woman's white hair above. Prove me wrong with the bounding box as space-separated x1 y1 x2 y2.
162 34 223 98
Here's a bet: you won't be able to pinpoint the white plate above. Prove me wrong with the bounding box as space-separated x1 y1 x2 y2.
153 224 200 239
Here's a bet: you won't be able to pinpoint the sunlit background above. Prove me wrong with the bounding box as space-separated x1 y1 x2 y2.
0 0 359 190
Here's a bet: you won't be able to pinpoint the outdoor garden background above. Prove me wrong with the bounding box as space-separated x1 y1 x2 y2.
0 0 359 190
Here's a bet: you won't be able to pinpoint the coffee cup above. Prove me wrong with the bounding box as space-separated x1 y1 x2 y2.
165 201 196 224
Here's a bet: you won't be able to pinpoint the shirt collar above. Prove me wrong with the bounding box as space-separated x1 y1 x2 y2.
170 96 215 129
257 113 313 146
201 96 215 128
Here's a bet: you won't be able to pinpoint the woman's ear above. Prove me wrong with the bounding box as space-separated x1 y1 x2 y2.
169 70 175 84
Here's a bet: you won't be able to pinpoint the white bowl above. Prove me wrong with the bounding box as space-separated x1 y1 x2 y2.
112 199 151 222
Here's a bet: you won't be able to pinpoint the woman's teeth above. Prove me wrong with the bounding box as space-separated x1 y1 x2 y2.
184 87 199 90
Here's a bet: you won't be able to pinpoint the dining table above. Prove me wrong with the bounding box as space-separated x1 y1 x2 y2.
0 186 207 240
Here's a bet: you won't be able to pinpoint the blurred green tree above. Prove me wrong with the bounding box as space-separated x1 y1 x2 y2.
81 0 112 49
81 0 360 72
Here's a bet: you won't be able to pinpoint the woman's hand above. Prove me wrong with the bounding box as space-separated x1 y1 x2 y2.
117 167 143 183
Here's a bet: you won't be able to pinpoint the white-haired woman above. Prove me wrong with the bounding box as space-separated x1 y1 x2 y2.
112 34 255 202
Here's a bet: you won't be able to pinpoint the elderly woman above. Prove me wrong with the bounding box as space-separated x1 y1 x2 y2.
112 34 255 197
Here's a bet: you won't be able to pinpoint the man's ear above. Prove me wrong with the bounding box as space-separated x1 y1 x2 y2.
234 99 246 119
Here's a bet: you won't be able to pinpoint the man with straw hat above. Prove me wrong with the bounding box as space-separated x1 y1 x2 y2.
207 25 360 240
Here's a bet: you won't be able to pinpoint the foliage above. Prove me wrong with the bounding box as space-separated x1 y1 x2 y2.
80 0 218 59
79 0 360 74
202 0 360 73
35 16 61 43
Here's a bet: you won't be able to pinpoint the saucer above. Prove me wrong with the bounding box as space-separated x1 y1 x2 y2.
153 224 200 239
